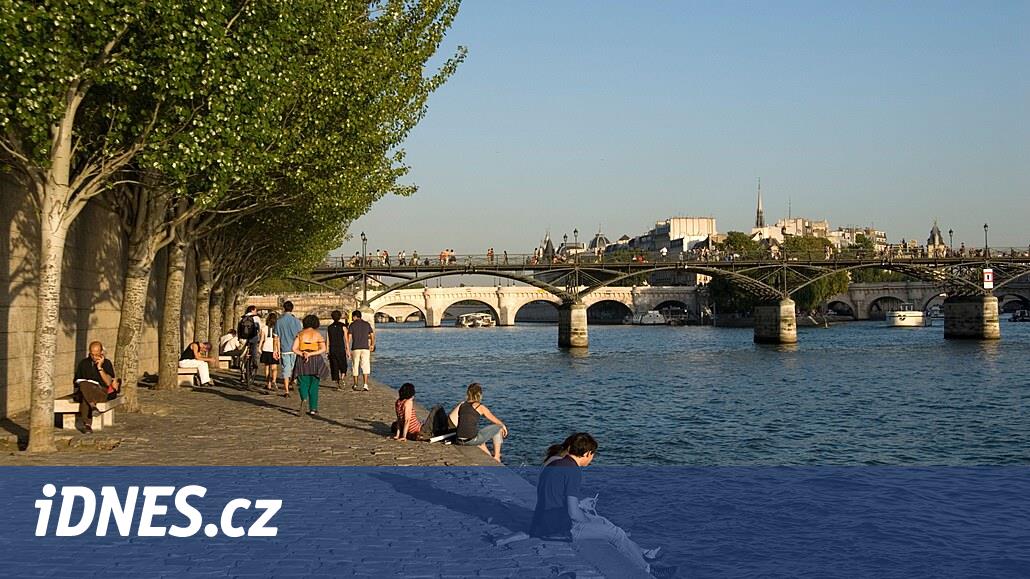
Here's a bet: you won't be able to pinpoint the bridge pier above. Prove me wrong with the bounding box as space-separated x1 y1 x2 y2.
558 302 588 348
944 295 1000 340
753 298 797 344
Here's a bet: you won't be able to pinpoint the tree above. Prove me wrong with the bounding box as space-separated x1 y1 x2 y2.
718 231 762 258
0 1 234 451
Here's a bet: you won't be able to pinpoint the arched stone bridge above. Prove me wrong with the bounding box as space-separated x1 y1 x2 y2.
370 286 697 327
248 286 698 327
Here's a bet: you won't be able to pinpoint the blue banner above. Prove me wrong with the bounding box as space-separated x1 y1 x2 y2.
1 467 1028 578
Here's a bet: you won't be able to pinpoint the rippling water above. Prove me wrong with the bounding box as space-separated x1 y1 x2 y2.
373 322 1030 466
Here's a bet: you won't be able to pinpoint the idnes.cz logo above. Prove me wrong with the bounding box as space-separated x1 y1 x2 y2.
35 484 281 538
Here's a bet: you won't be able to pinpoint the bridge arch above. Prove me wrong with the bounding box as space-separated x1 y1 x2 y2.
867 295 907 319
513 299 562 323
373 301 426 323
586 299 634 324
436 298 500 326
826 299 856 318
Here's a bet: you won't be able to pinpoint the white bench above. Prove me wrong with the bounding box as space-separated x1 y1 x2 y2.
177 367 200 387
218 355 232 370
54 394 125 432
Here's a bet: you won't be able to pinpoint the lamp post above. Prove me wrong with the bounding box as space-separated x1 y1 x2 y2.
948 228 954 254
983 223 989 258
563 233 568 256
573 228 579 263
360 231 368 304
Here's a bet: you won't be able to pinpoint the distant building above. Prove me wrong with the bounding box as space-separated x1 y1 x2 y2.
627 216 718 252
828 226 889 251
927 221 947 258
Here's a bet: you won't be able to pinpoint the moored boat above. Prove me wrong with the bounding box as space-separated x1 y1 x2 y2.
885 303 928 327
1011 309 1030 322
632 310 667 325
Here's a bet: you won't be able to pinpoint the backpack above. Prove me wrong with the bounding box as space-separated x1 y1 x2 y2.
237 315 258 340
419 404 455 441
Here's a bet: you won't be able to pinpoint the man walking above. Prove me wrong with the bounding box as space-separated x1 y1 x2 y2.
274 300 303 396
326 310 351 389
348 310 375 391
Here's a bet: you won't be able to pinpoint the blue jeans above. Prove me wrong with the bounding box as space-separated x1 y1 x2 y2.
456 423 501 446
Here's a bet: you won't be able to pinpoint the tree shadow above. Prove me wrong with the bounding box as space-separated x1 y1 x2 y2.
371 471 533 536
0 174 40 418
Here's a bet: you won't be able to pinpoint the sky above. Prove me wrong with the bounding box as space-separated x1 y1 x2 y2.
338 0 1029 256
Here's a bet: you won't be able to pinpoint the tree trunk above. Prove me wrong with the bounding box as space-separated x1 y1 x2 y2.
221 288 237 335
233 292 245 324
113 258 152 411
208 287 224 345
157 242 188 390
194 250 213 343
27 199 68 453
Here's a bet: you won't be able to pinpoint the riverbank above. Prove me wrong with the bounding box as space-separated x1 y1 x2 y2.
0 373 496 466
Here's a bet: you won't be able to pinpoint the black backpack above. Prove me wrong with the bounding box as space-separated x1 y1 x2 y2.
237 315 258 340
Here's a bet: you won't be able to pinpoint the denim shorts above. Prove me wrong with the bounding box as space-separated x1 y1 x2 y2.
456 423 501 446
280 352 297 377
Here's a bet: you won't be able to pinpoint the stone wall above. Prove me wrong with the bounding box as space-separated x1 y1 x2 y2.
0 176 197 418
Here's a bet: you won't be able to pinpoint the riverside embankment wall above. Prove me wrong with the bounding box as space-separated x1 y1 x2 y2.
0 176 198 417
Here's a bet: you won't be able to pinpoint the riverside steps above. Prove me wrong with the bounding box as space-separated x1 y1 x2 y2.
753 298 798 344
944 295 1001 340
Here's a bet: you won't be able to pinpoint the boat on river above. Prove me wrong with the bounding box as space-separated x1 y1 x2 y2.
456 313 495 328
1011 310 1030 322
631 310 667 325
885 303 929 327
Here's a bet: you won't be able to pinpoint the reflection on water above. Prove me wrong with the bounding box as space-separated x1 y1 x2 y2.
373 322 1030 466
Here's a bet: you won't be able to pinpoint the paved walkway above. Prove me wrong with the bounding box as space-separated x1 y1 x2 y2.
0 374 496 466
0 375 630 578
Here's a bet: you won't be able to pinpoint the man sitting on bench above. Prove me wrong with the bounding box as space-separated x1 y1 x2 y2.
73 341 117 434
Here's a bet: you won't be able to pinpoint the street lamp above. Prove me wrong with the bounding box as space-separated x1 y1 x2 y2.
563 233 568 255
948 228 954 253
983 223 989 258
360 231 368 304
573 228 579 263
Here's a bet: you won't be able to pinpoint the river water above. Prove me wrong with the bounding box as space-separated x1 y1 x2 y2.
373 322 1030 467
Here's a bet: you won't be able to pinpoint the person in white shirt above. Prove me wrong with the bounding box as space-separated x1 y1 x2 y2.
219 329 242 354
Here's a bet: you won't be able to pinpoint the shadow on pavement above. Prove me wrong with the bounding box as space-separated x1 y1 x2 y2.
372 471 533 536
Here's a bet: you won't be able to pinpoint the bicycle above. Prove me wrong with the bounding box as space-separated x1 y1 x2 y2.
239 346 255 388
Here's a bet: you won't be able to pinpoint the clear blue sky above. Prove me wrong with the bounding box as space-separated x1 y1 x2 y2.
340 0 1029 256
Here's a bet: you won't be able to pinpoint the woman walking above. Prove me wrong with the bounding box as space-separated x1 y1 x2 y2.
291 314 328 416
448 383 508 462
260 312 281 393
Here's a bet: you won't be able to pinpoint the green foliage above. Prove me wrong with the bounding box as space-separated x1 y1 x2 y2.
850 268 914 283
850 234 875 252
792 271 849 311
708 275 759 314
718 231 762 258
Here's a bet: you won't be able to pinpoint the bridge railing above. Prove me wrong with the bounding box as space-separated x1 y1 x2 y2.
318 247 1030 270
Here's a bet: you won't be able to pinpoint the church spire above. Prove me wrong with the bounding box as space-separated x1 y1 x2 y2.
755 177 765 228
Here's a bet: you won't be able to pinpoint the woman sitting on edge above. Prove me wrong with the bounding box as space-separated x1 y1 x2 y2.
449 382 507 462
392 382 421 441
